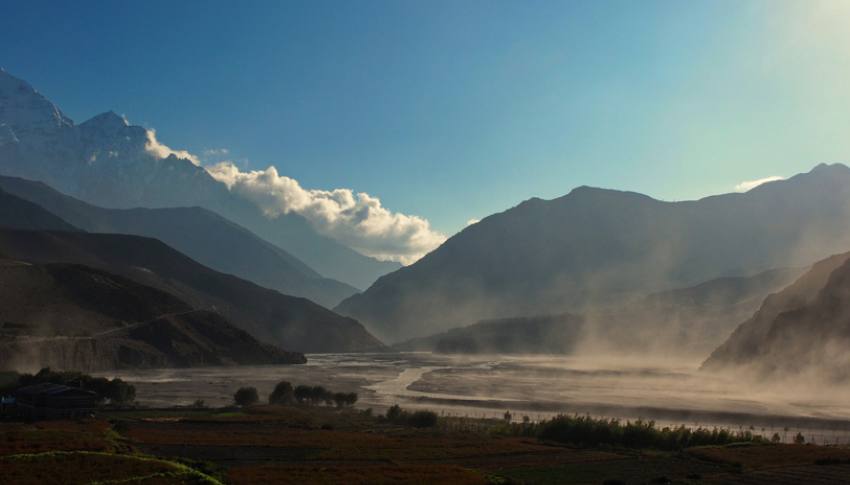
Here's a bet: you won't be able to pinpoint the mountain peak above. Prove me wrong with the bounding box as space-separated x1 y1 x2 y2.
80 111 129 131
0 69 73 136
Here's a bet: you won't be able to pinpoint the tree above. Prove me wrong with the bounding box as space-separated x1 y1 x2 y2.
234 387 259 406
386 404 403 421
332 392 358 408
294 385 312 404
793 432 806 445
268 381 294 405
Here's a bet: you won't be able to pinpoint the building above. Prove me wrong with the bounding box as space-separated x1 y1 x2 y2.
13 383 98 419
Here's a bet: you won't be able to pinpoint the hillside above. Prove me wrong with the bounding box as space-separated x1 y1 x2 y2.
0 70 399 290
337 164 850 342
0 187 77 231
0 175 357 307
0 229 384 353
702 251 850 378
0 261 304 371
395 268 800 356
395 313 585 354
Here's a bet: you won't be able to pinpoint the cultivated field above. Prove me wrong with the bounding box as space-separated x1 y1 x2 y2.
3 405 850 484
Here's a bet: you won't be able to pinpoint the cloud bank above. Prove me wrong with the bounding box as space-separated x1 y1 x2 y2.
144 129 201 166
206 162 446 264
734 175 785 192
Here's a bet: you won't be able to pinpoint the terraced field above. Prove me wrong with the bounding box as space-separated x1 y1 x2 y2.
3 406 850 484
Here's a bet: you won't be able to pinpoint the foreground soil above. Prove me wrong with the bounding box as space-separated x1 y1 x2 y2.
3 406 850 484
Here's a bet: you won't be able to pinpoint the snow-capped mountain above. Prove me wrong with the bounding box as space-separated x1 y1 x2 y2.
0 69 399 289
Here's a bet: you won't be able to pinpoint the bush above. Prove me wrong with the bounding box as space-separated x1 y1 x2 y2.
386 404 403 421
384 405 438 428
234 387 259 406
11 368 135 404
537 414 763 451
294 385 312 404
333 392 358 408
408 410 438 428
268 381 294 405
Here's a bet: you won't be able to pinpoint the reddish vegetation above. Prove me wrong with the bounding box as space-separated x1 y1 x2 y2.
689 443 850 469
228 464 487 485
0 452 180 485
0 420 113 455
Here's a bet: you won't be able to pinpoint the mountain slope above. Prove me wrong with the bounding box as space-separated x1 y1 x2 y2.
0 175 357 307
395 313 585 354
0 187 78 231
702 251 850 377
337 163 850 342
396 267 800 356
0 261 305 371
0 229 384 353
0 69 398 289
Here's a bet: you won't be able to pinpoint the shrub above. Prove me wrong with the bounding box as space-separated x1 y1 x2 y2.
386 404 403 421
268 381 294 405
234 387 259 406
537 414 763 450
407 410 438 428
294 385 312 404
11 368 136 404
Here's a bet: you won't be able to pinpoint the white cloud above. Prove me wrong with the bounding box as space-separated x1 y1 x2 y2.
206 162 447 264
734 175 785 192
144 129 201 166
466 218 480 226
202 147 230 160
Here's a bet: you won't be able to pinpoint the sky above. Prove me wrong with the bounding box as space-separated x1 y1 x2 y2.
2 0 850 260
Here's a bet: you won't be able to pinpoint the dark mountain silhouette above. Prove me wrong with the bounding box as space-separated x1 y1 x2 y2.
0 69 399 289
0 228 384 353
0 260 305 371
337 164 850 342
0 175 357 307
0 187 78 231
702 251 850 379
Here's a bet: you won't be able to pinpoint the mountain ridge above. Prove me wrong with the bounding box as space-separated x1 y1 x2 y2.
337 163 850 342
0 69 399 289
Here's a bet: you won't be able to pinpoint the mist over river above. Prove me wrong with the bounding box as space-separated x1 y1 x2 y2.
99 353 850 444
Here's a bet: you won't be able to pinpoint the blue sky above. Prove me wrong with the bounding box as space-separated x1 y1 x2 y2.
3 0 850 237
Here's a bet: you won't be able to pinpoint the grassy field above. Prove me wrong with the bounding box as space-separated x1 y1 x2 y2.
3 405 850 484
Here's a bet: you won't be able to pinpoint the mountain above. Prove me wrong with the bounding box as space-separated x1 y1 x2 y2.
0 175 357 308
582 267 803 356
395 313 585 354
337 163 850 342
0 69 399 289
0 260 305 371
395 267 800 356
0 186 78 231
0 228 384 353
702 251 850 379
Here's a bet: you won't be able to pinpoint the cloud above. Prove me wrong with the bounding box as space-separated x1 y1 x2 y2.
734 175 785 192
144 129 201 166
206 162 447 264
466 218 480 226
202 147 229 160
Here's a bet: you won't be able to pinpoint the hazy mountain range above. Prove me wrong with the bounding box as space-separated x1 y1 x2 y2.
337 163 850 342
703 251 850 379
0 69 398 290
0 261 305 371
396 267 800 356
0 189 383 354
0 175 356 308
